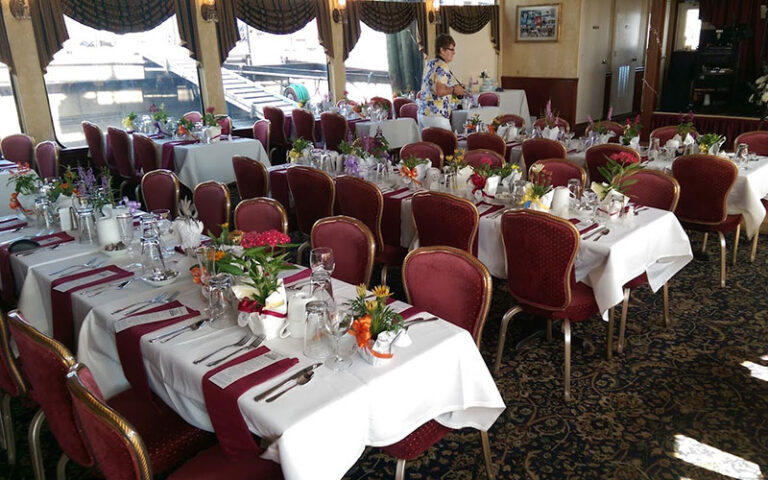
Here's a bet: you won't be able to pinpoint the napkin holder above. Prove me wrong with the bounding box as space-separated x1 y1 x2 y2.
358 330 400 366
236 283 289 340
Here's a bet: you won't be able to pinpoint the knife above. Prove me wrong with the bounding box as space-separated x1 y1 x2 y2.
253 362 323 402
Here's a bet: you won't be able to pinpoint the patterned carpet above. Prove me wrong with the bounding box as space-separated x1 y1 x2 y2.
2 232 767 480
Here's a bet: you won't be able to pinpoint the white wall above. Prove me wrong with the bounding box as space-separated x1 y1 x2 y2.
448 24 498 92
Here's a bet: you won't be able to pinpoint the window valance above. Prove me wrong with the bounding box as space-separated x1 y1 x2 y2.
437 5 500 53
60 0 174 33
342 1 428 61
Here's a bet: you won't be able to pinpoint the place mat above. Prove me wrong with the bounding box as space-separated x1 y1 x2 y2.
50 265 132 351
0 219 26 232
0 231 74 303
477 203 504 218
115 301 200 401
202 346 299 461
160 139 199 170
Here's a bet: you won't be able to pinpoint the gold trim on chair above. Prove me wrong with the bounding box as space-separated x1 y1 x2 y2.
311 215 376 287
234 197 289 235
32 140 60 179
0 312 27 398
232 155 270 199
141 169 181 218
411 191 480 254
194 180 232 231
401 141 445 169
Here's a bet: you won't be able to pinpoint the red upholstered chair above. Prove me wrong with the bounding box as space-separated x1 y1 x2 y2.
286 166 335 262
521 137 567 171
465 149 505 169
335 175 405 285
194 181 231 238
82 121 110 170
0 133 34 165
132 133 158 175
320 112 349 153
412 191 479 253
182 111 203 123
477 92 499 107
252 119 272 157
399 103 418 122
494 114 525 129
467 132 506 158
496 210 599 401
734 130 768 155
370 96 393 119
263 106 291 150
6 311 213 480
673 154 741 287
649 125 697 145
217 116 232 136
234 198 288 235
107 127 142 197
585 144 640 183
533 117 570 131
0 312 27 467
400 141 444 169
311 216 375 286
529 159 586 189
291 108 316 143
232 155 269 200
380 246 495 480
421 127 458 160
585 121 625 142
141 170 180 218
393 97 414 119
33 140 59 180
66 364 283 480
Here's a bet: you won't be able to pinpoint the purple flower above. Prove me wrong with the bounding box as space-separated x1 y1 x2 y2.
121 196 141 214
607 106 613 121
344 155 360 177
587 115 594 125
101 175 109 191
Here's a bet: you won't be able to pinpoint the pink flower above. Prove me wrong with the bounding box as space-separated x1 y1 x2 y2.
241 229 291 249
610 152 639 164
205 106 215 114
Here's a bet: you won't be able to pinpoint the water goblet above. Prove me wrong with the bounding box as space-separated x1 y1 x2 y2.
151 208 174 254
304 301 332 360
736 143 749 170
325 307 354 371
310 247 335 275
567 178 582 210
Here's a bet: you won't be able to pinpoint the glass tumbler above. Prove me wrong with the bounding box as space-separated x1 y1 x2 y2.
304 300 332 360
736 143 749 169
208 272 235 329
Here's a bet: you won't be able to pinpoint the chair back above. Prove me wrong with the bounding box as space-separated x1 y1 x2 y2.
521 137 566 170
622 169 679 211
252 119 271 153
412 191 478 253
132 133 158 175
650 125 697 145
734 130 768 156
334 175 384 252
400 141 444 169
311 216 375 286
320 112 348 153
466 132 506 157
193 181 231 237
533 117 570 131
402 247 491 345
585 144 640 183
82 121 109 170
529 158 586 188
67 364 152 480
673 154 737 224
292 108 316 143
421 127 457 159
286 166 335 235
399 103 418 122
34 140 59 180
6 311 93 466
234 198 288 234
217 116 232 136
585 121 625 142
465 149 505 169
0 312 25 398
141 170 179 218
477 92 499 107
370 96 393 119
500 210 579 312
232 155 269 200
0 134 34 165
494 114 525 129
393 98 414 119
107 127 136 180
263 107 289 146
182 111 202 123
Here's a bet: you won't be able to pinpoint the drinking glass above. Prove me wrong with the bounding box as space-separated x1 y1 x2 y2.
151 208 174 255
195 245 219 287
444 171 457 193
325 307 354 371
116 211 140 269
736 143 749 170
208 272 235 329
310 270 335 304
649 137 661 162
567 178 582 210
139 229 169 282
304 300 332 359
581 191 599 221
310 247 335 274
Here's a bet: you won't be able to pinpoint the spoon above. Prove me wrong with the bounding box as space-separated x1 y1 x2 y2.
266 371 315 402
593 228 611 241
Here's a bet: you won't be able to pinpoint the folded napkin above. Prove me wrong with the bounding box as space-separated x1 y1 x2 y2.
382 188 411 247
570 219 599 235
50 265 132 351
1 231 74 303
161 140 199 170
115 300 200 402
283 268 311 287
202 346 299 461
478 203 504 218
0 219 26 232
398 306 426 320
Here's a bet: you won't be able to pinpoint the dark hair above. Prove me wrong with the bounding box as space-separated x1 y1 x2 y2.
435 34 455 57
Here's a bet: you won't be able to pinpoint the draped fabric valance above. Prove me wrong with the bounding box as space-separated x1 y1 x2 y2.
174 0 201 61
29 0 69 71
61 0 174 33
343 1 427 61
437 5 500 53
0 3 14 71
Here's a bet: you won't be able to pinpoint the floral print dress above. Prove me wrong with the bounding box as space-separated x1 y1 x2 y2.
417 57 455 119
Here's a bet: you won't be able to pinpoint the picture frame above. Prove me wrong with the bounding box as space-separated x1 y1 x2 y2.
516 4 561 42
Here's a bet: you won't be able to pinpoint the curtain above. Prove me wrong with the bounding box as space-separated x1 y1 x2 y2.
699 0 764 82
61 0 174 33
343 0 424 61
0 3 14 71
387 26 422 93
438 5 500 53
174 0 201 60
29 0 69 71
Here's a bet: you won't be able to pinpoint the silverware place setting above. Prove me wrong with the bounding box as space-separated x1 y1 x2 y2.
123 291 180 316
266 370 315 402
111 291 169 315
149 318 208 344
582 226 605 240
205 334 265 367
50 257 100 276
592 228 611 241
192 335 250 363
253 362 323 402
85 277 136 297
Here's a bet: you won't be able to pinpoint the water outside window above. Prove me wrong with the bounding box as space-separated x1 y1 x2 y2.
0 64 21 140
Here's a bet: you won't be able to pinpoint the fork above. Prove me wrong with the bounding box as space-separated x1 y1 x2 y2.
123 291 180 316
86 277 135 297
50 257 99 276
206 335 265 367
56 260 106 277
151 318 207 343
192 335 250 364
111 291 168 315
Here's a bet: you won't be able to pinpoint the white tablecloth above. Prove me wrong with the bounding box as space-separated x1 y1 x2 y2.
354 118 420 149
173 139 270 188
451 107 500 133
497 90 531 123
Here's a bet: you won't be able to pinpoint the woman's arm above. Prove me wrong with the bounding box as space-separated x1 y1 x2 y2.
434 81 466 97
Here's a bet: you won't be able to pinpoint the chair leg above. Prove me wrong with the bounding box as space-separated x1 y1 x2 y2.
617 287 631 354
394 458 406 480
380 265 388 286
296 241 309 266
56 454 69 480
480 430 495 480
750 230 759 263
718 231 727 287
662 282 671 327
563 319 572 402
546 319 552 341
494 306 522 374
606 308 615 360
1 392 14 466
701 232 709 253
732 223 741 266
29 409 46 480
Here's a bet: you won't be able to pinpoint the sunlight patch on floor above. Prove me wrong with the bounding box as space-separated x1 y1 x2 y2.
674 435 764 479
741 361 768 382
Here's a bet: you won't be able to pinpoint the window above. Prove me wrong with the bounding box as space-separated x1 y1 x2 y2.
44 16 202 147
0 64 21 139
683 9 701 50
222 19 330 129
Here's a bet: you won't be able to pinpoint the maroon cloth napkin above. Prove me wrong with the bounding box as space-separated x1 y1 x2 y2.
0 231 74 303
283 268 311 286
115 300 200 401
160 140 198 170
382 188 411 247
50 265 132 350
202 346 299 461
0 220 26 232
478 203 504 218
399 306 426 320
569 218 599 235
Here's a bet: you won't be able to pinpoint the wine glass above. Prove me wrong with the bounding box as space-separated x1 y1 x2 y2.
325 307 354 371
310 247 335 275
151 209 174 255
567 178 582 210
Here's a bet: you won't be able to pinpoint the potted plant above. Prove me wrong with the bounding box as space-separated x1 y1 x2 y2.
348 284 404 366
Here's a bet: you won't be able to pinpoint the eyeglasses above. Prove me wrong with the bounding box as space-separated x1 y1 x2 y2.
445 48 455 52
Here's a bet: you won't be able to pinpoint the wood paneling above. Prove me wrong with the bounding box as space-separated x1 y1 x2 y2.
501 76 578 127
633 67 645 113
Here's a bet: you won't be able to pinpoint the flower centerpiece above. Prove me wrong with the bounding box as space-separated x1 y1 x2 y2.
202 106 225 143
177 117 197 139
149 103 170 135
541 99 560 129
122 112 138 132
74 166 115 216
588 106 613 136
749 74 768 108
7 163 39 215
445 148 467 173
348 284 404 365
676 111 695 137
288 138 313 163
465 113 482 133
590 155 644 217
620 115 642 149
522 163 554 210
399 154 430 189
697 133 726 155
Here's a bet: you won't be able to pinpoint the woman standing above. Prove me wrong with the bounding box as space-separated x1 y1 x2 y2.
417 34 466 130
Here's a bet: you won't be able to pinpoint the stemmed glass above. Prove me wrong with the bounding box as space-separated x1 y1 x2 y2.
567 178 582 210
735 143 749 170
310 247 335 275
151 209 174 255
325 307 353 371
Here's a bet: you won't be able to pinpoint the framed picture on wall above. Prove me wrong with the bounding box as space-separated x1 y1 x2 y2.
516 4 561 42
